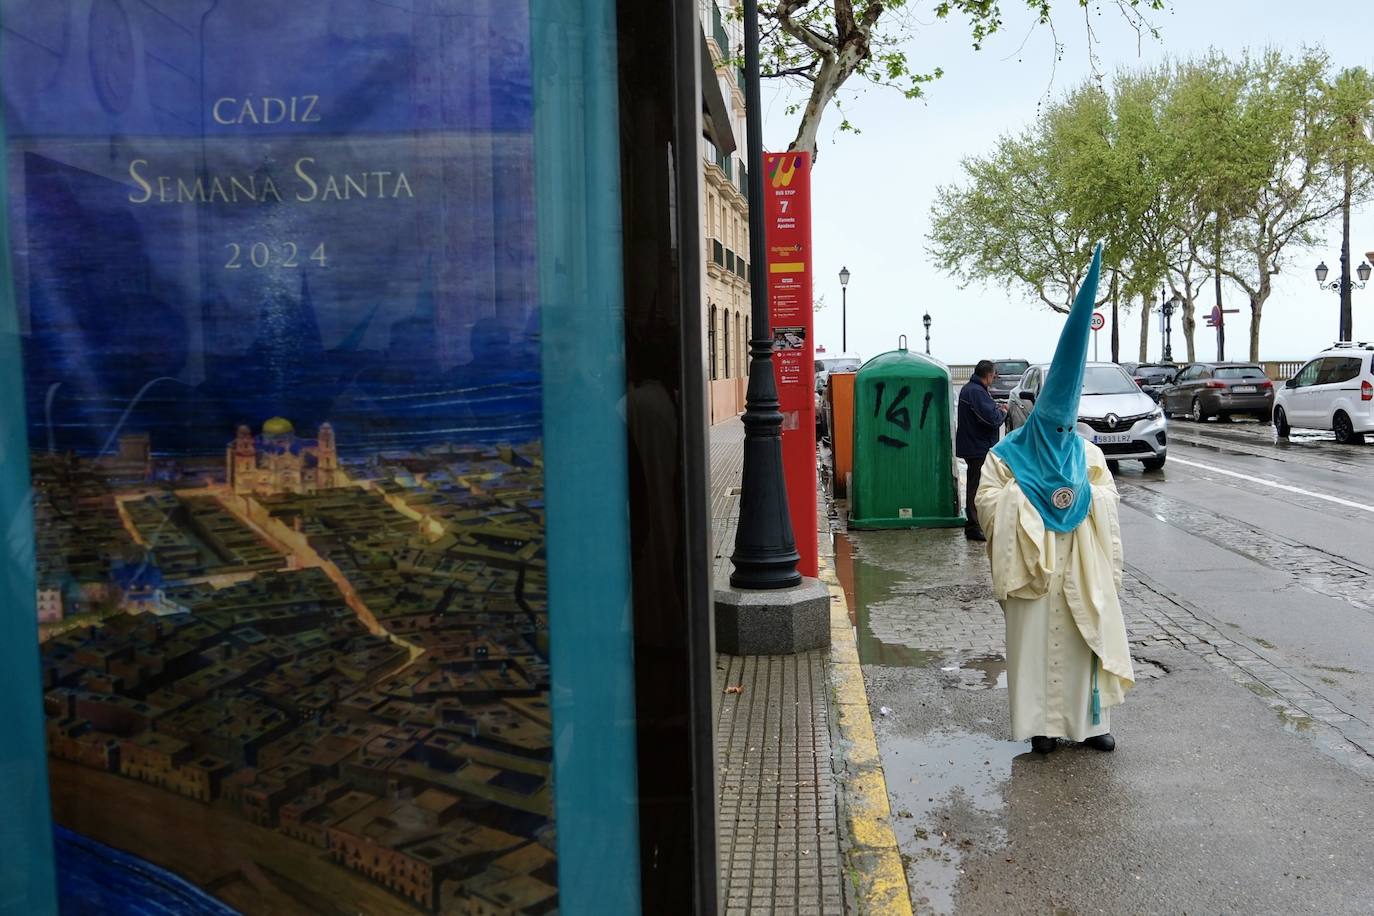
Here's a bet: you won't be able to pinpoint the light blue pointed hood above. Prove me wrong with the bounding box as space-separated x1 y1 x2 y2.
991 243 1102 533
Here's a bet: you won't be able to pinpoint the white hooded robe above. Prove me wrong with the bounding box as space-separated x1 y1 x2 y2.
974 443 1135 741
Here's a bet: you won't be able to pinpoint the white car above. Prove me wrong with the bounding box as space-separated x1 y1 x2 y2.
1273 342 1374 444
1006 362 1168 469
815 353 861 393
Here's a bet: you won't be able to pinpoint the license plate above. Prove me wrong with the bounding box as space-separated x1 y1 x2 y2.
1091 433 1132 444
1231 385 1257 394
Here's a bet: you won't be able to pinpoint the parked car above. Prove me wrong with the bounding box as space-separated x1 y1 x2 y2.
1159 362 1274 422
1273 342 1374 444
815 353 861 393
1129 363 1178 402
1005 362 1167 470
987 359 1031 401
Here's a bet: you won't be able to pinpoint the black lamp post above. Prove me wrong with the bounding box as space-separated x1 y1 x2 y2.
1316 258 1371 340
729 0 800 590
1161 291 1178 363
839 266 850 353
922 312 932 355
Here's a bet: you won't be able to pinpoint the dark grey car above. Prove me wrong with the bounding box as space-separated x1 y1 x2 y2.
1131 363 1177 402
1160 362 1275 421
987 359 1030 401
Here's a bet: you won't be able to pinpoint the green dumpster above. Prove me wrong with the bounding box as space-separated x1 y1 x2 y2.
849 341 964 529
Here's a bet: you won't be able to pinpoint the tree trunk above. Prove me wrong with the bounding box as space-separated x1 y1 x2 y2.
790 58 840 159
1249 262 1271 361
1110 274 1120 363
1138 293 1153 362
787 40 866 162
1182 299 1196 362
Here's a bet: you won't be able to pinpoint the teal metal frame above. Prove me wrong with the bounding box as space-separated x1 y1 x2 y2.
532 1 642 912
0 48 59 908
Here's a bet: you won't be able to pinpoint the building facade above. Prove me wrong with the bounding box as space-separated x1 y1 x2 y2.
227 419 343 497
701 1 752 424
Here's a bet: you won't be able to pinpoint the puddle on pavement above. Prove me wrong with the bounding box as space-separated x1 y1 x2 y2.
832 525 1027 909
832 529 1007 683
1277 708 1314 733
939 657 1008 690
832 527 859 627
880 728 1022 915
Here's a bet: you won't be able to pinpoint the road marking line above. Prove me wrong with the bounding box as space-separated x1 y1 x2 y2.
1169 455 1374 514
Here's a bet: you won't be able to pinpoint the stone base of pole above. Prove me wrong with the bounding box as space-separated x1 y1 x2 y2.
714 578 830 656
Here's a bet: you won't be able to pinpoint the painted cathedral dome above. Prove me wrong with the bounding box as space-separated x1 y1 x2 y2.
262 417 295 437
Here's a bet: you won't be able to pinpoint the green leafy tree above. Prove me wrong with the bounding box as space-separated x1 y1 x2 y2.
1207 50 1350 360
1110 67 1201 363
927 123 1103 316
1156 56 1256 361
1049 77 1176 362
1319 66 1374 340
740 0 1164 161
930 50 1371 362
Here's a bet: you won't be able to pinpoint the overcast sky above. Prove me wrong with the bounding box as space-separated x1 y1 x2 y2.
760 1 1374 366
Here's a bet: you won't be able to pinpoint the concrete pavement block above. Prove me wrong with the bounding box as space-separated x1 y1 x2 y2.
715 577 831 655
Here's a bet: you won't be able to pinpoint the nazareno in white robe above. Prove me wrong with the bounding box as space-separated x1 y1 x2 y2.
974 444 1135 741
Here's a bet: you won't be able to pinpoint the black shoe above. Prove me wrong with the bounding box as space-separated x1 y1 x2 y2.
964 527 987 542
1030 735 1057 754
1082 733 1115 752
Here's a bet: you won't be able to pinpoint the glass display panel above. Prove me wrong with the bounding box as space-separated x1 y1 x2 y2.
1 2 637 913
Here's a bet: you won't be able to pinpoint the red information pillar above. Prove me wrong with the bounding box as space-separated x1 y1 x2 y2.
763 151 817 578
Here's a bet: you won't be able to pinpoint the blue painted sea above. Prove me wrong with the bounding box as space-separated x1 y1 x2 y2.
54 826 240 916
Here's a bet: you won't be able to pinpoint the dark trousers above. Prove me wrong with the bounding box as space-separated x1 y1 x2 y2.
964 454 986 532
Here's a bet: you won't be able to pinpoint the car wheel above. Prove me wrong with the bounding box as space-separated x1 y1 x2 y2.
1141 454 1166 471
1273 406 1290 438
1189 397 1206 423
1333 411 1366 445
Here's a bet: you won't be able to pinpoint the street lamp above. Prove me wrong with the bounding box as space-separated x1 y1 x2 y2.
838 266 850 353
1315 258 1371 341
922 312 932 355
1160 291 1179 364
729 0 801 590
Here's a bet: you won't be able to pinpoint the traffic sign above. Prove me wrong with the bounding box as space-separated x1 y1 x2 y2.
1204 305 1240 327
1091 312 1105 332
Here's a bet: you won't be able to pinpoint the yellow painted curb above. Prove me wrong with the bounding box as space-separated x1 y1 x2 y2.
818 554 913 916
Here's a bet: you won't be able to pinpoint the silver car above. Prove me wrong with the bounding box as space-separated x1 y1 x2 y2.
1006 362 1168 470
815 354 862 393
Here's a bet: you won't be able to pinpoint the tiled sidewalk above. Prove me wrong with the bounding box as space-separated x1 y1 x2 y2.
710 419 846 915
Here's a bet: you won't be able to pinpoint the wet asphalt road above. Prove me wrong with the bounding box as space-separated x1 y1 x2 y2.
1116 421 1374 717
834 420 1374 914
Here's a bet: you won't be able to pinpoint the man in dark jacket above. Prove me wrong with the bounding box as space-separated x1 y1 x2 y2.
956 360 1008 541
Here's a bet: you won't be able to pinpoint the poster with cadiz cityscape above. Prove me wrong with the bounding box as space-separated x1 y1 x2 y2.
3 2 556 913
